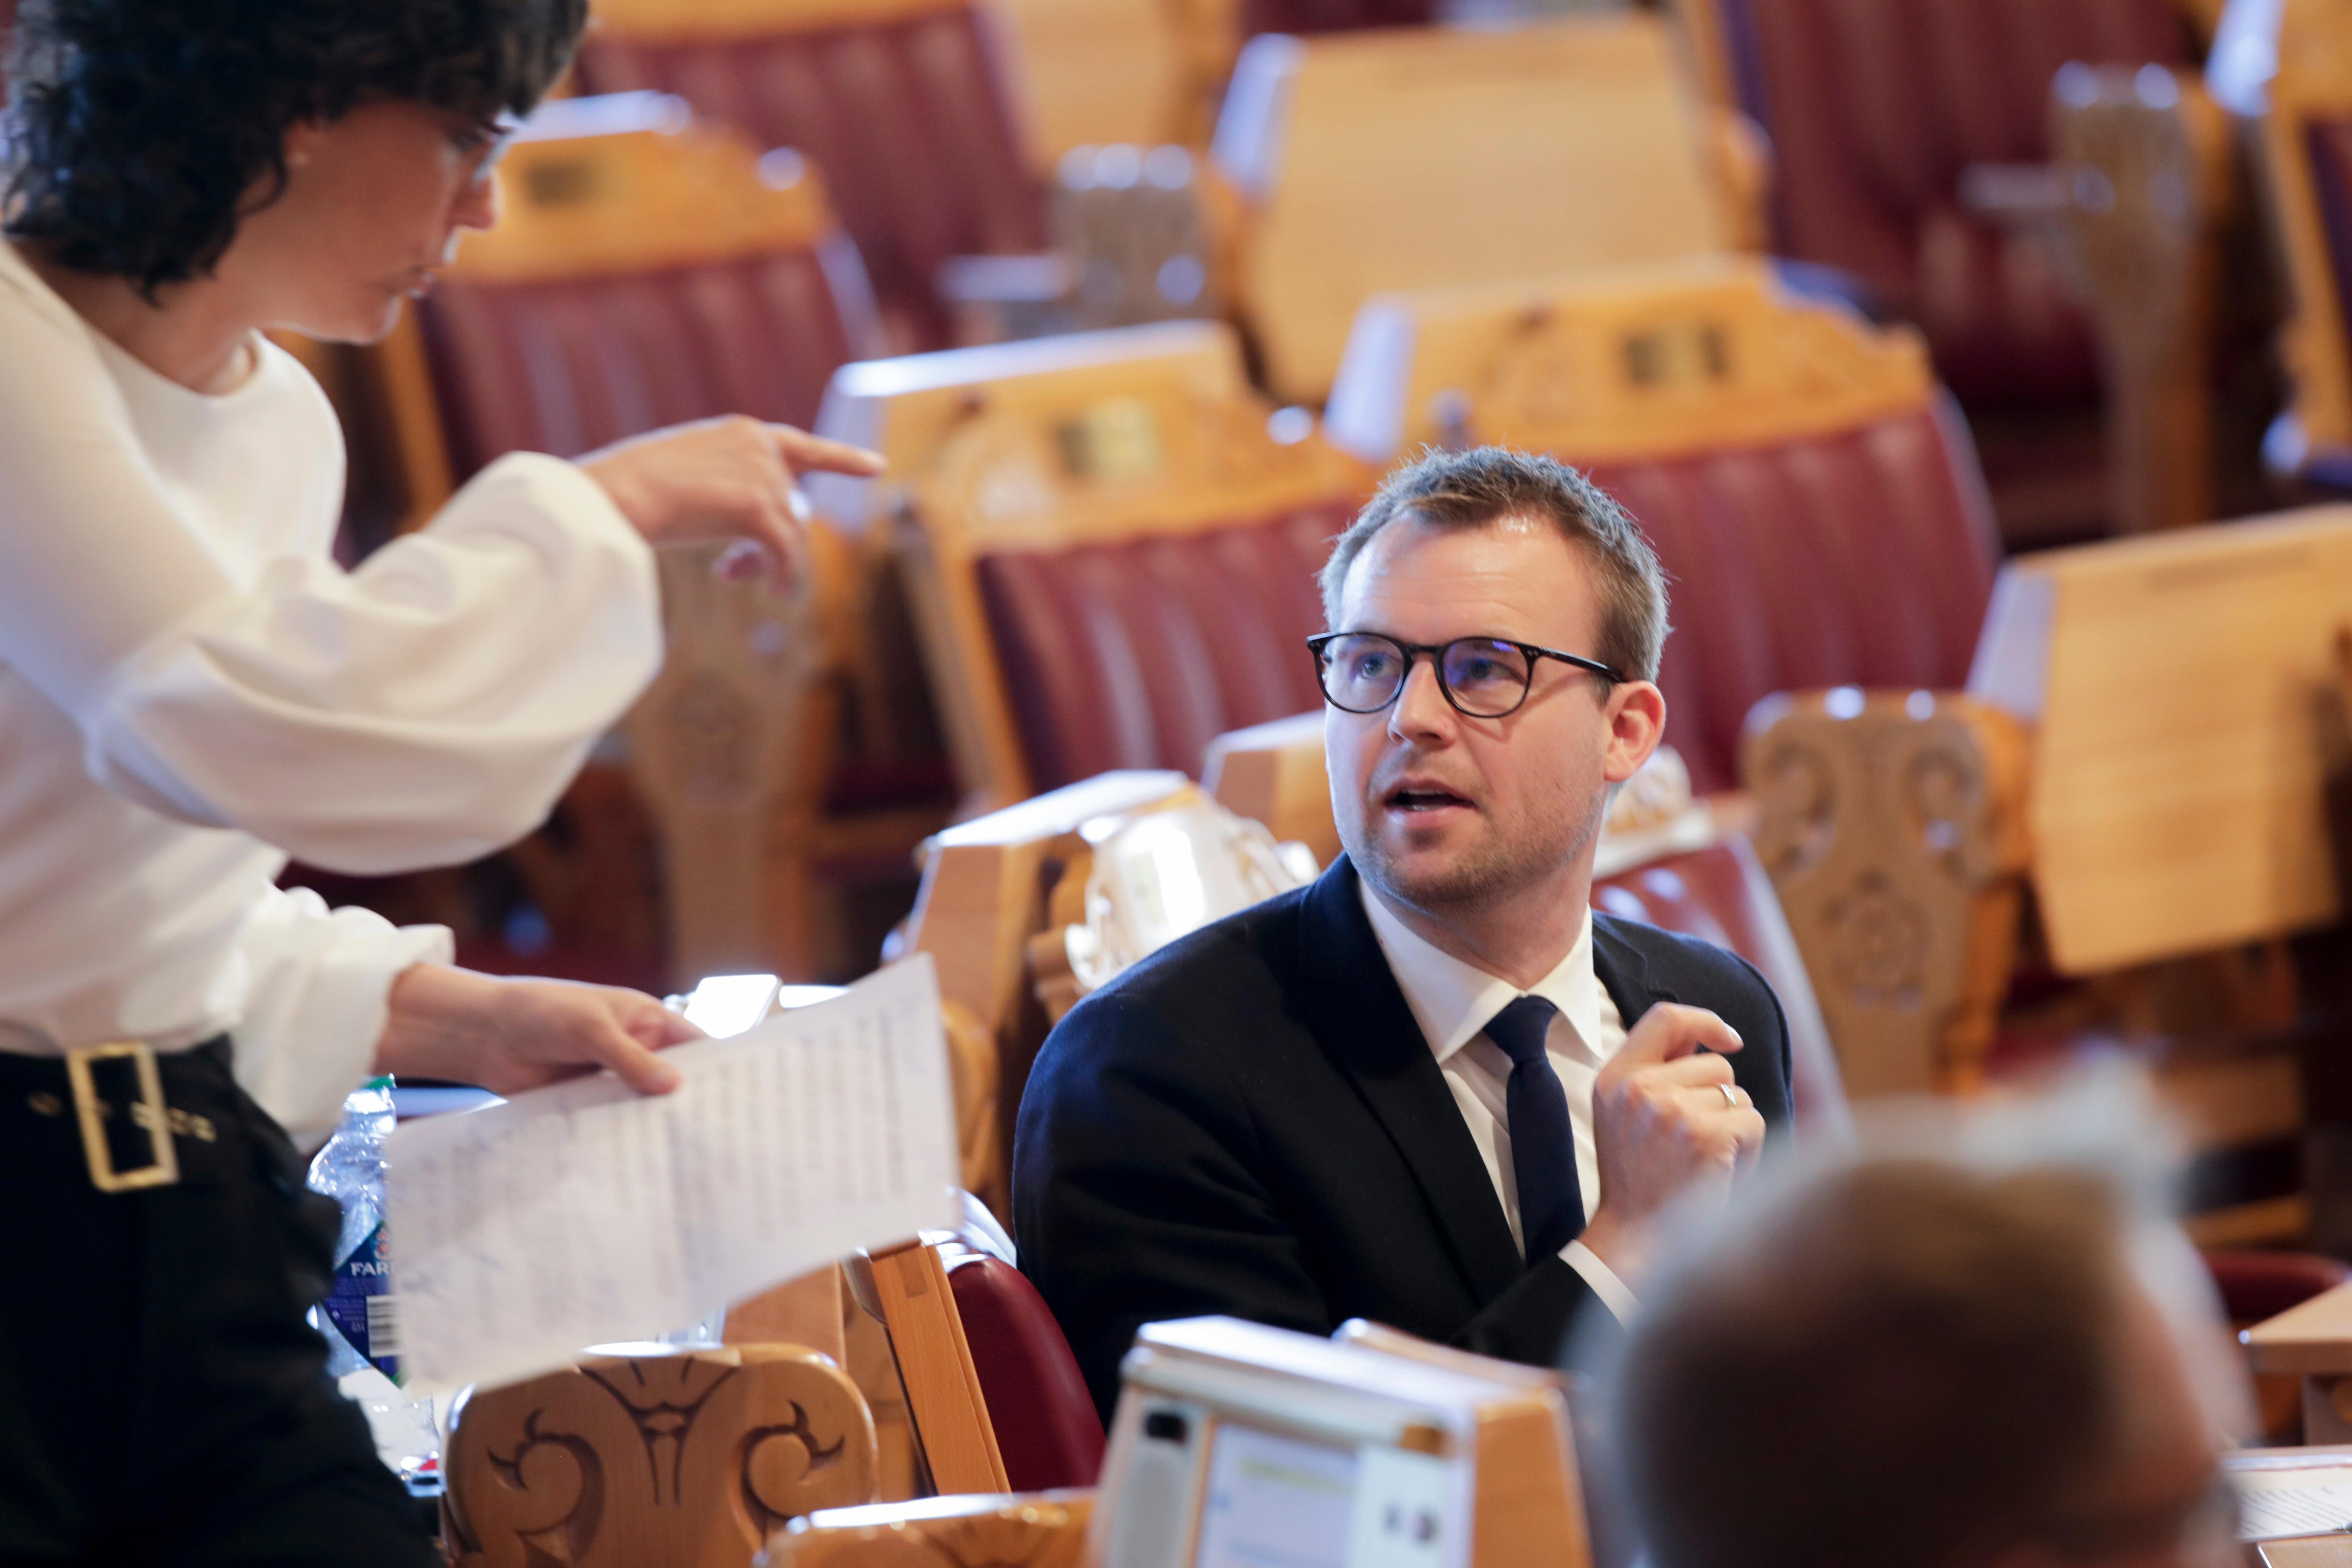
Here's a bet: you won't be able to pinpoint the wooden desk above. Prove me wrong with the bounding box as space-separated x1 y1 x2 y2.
2248 1284 2352 1443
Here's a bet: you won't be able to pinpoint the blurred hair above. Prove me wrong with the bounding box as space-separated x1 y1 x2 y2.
1613 1160 2127 1568
1318 447 1671 683
1603 1066 2217 1568
2 0 586 298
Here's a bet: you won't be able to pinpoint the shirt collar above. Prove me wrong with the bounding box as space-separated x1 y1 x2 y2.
1358 878 1603 1064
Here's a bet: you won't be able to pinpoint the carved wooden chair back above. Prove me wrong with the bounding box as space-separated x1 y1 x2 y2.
1669 0 2200 407
443 1344 879 1568
2248 0 2352 475
410 92 882 488
392 95 903 984
1210 16 1749 404
1669 0 2228 546
809 321 1371 815
1323 255 2000 794
1744 503 2352 1106
572 0 1044 352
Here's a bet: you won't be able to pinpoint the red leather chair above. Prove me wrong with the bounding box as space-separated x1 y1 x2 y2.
1585 400 1999 795
942 1249 1106 1489
975 403 1995 800
573 5 1045 352
1239 0 1433 37
417 101 884 464
1703 0 2199 542
977 499 1357 793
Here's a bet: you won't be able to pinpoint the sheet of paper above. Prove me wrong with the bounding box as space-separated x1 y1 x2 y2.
384 956 959 1394
2233 1462 2352 1541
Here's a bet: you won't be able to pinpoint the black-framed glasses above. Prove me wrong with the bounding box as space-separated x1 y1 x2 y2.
1307 632 1623 719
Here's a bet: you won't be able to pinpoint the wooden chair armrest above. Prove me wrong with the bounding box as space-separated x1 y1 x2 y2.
763 1491 1093 1568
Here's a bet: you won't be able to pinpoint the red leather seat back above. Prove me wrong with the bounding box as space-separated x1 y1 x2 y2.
1240 0 1434 36
1588 401 2001 794
2311 119 2352 365
1595 837 1851 1139
1716 0 2190 405
575 11 1046 350
976 407 1995 800
421 247 880 472
944 1251 1105 1489
975 501 1353 790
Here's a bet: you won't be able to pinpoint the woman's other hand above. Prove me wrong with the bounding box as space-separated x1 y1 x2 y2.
374 963 702 1096
577 416 883 591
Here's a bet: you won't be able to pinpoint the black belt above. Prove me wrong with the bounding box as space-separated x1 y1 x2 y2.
0 1037 244 1193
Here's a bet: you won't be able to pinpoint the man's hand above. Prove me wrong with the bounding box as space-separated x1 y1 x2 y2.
1577 1003 1767 1286
577 416 883 592
373 963 703 1096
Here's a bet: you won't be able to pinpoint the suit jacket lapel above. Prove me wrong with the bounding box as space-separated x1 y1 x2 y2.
1594 914 1769 1098
1295 857 1527 1306
1592 916 1665 1032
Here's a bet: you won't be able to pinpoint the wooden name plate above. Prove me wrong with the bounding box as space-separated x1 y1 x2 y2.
808 320 1363 546
1323 255 1935 467
449 93 840 283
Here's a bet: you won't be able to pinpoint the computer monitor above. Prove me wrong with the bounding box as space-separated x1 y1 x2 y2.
1090 1317 1590 1568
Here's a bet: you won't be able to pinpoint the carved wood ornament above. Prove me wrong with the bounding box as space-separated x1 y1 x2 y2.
445 1345 879 1568
1743 690 2031 1098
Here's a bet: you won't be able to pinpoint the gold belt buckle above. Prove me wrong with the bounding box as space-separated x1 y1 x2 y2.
64 1041 180 1193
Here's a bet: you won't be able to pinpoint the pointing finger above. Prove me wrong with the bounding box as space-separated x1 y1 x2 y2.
769 426 885 478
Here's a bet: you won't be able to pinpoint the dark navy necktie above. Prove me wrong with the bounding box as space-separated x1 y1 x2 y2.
1484 994 1583 1263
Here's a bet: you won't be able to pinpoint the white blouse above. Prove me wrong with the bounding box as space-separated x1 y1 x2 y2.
0 239 663 1143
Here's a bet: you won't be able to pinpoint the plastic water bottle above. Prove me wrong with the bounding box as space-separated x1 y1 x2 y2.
308 1076 439 1487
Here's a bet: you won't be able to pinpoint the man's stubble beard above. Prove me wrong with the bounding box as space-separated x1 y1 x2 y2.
1347 780 1607 923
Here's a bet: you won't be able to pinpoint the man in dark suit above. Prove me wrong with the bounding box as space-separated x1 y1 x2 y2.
1014 447 1792 1417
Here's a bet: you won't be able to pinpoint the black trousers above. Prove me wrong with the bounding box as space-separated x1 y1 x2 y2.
0 1041 438 1567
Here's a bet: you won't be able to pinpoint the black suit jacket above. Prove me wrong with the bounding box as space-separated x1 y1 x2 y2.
1012 854 1795 1419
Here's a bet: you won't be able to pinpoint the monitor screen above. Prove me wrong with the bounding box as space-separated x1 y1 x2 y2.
1194 1422 1452 1568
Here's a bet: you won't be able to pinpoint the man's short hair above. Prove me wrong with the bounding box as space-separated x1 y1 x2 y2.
1319 447 1671 683
1610 1158 2135 1568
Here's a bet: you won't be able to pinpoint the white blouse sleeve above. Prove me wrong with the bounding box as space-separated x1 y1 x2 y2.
229 884 454 1147
0 299 662 876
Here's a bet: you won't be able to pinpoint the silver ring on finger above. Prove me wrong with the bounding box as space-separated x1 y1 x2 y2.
1717 1082 1740 1109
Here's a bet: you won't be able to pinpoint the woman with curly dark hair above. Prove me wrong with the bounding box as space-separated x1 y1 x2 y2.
0 3 880 1561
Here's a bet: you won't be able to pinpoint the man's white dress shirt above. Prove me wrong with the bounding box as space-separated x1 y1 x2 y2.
1360 882 1641 1322
0 239 663 1143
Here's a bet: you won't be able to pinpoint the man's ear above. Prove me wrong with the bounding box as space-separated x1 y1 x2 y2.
1601 680 1666 784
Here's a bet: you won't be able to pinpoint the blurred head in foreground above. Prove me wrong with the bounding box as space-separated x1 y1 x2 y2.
1606 1071 2250 1568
